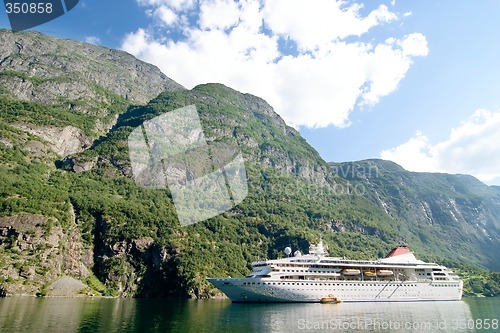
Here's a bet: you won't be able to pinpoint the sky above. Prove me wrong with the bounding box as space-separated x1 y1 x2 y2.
1 0 500 185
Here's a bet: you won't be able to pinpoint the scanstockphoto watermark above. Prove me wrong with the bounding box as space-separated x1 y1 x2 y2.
330 162 380 181
297 318 499 331
128 105 248 227
263 175 368 199
262 161 380 199
287 160 380 182
4 0 79 32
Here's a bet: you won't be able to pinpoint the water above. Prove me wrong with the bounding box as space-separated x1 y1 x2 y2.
0 297 498 332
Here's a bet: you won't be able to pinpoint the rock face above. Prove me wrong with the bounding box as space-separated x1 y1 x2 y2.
0 29 187 160
0 210 93 296
0 29 184 106
0 29 186 161
11 124 91 157
0 214 65 295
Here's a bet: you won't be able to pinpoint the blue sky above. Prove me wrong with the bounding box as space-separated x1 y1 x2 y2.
1 1 500 185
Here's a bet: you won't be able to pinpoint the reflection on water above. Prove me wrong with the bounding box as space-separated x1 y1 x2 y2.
232 301 475 332
0 298 233 333
0 297 497 333
0 298 137 333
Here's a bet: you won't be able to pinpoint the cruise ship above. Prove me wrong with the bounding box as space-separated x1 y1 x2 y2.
207 241 463 302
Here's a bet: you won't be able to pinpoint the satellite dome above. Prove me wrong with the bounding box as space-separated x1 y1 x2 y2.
284 247 292 256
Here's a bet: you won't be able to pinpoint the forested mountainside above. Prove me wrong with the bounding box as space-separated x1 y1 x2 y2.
0 30 498 298
331 160 500 270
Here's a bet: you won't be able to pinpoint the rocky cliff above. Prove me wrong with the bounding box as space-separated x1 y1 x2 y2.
0 29 184 158
0 29 183 106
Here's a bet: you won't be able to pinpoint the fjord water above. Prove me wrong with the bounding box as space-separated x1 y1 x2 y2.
0 297 498 332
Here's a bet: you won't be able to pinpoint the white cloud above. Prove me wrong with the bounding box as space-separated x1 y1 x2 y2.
84 36 101 45
380 131 438 172
261 1 397 52
381 110 500 184
399 33 428 57
359 33 428 106
125 0 428 129
267 1 399 50
155 6 178 25
137 0 195 10
199 0 240 30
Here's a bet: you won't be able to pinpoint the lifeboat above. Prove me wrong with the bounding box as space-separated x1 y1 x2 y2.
320 294 341 304
377 270 394 277
342 268 361 276
364 271 376 277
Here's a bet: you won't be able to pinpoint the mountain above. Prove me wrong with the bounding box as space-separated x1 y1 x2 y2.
0 29 184 157
331 159 500 270
0 30 499 298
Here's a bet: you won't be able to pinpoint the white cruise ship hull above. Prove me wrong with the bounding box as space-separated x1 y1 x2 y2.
207 277 463 303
